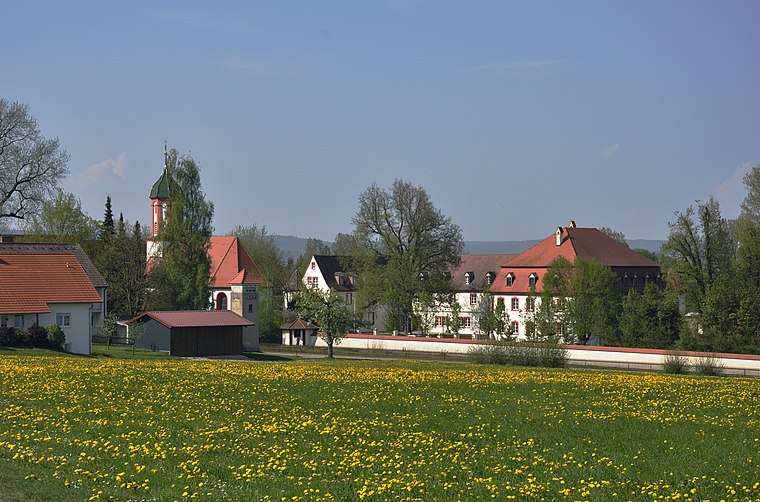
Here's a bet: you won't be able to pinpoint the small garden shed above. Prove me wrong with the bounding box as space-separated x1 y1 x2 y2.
128 311 253 357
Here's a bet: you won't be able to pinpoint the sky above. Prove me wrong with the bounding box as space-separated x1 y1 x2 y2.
3 1 759 242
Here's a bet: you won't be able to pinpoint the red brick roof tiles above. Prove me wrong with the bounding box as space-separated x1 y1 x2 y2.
0 253 103 314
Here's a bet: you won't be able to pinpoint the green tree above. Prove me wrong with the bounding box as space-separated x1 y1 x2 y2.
350 179 463 333
296 287 354 358
146 149 214 310
739 164 760 226
25 190 98 243
1 99 69 223
100 195 115 239
663 197 736 312
545 256 620 345
619 284 680 349
445 298 462 337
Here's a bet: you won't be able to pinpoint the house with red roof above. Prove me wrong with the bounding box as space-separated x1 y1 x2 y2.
490 222 662 340
0 242 107 354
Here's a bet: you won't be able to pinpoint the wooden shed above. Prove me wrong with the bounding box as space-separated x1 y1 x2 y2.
128 311 253 357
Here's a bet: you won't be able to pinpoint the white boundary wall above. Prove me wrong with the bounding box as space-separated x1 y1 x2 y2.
315 334 760 377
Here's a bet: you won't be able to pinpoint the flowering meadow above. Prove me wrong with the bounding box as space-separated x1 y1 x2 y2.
1 354 758 501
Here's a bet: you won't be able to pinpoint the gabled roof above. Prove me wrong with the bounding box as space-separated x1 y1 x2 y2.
128 310 254 328
503 227 660 268
0 242 106 288
311 255 355 292
0 246 104 314
208 236 263 288
450 254 515 291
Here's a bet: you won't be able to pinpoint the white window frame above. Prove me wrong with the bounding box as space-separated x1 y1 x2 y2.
56 313 71 328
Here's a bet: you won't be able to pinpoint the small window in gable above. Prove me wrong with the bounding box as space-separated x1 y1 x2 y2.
311 261 316 270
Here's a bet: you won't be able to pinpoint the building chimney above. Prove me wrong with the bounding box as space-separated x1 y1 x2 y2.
555 227 563 246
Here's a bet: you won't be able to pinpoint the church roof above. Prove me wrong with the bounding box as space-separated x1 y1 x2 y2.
149 166 176 199
208 236 264 288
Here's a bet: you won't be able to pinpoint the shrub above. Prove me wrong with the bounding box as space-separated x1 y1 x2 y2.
469 338 568 368
24 325 50 348
692 354 725 376
46 324 66 350
468 342 509 365
662 352 689 374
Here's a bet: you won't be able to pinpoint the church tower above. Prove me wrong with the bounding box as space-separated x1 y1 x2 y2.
146 146 175 262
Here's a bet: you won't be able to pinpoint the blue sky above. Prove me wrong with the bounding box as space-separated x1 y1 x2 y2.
3 1 759 242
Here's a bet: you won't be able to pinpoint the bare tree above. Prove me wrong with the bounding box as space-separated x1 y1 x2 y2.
0 99 69 223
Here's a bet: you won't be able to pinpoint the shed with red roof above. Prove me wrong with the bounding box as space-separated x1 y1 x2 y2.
128 310 253 357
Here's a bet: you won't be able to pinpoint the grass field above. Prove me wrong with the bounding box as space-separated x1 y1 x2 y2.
1 354 758 501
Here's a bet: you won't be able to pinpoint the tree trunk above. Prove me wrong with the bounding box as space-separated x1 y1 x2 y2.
327 341 334 358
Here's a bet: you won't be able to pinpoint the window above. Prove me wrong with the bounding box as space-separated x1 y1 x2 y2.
525 321 536 336
556 322 565 336
346 293 353 305
248 303 253 313
496 297 505 309
434 316 446 328
470 293 478 305
505 273 514 287
528 274 538 288
464 273 471 285
460 317 472 328
632 275 638 288
511 298 519 311
510 321 519 335
485 273 493 285
56 314 71 328
306 276 319 288
526 298 535 312
14 315 24 329
311 261 316 270
556 298 564 308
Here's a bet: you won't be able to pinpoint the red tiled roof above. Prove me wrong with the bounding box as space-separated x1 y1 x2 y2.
490 226 661 295
208 236 263 288
0 253 103 314
504 227 659 268
128 310 254 328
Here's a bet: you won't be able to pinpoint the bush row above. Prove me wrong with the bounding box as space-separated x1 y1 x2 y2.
662 352 725 376
0 325 66 351
468 338 568 368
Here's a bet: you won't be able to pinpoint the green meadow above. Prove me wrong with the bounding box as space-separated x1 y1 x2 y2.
0 353 758 501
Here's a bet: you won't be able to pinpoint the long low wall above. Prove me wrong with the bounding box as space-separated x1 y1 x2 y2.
315 334 760 377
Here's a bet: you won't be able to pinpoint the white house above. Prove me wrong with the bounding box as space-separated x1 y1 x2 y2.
417 254 514 338
0 242 107 354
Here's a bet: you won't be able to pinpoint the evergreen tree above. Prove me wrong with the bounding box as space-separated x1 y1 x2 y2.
100 195 115 239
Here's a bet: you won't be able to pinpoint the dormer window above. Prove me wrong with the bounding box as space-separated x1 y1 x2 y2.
528 273 538 288
485 272 494 285
464 272 474 285
505 273 515 287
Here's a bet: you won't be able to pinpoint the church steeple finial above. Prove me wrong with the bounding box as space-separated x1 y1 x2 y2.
164 140 168 171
